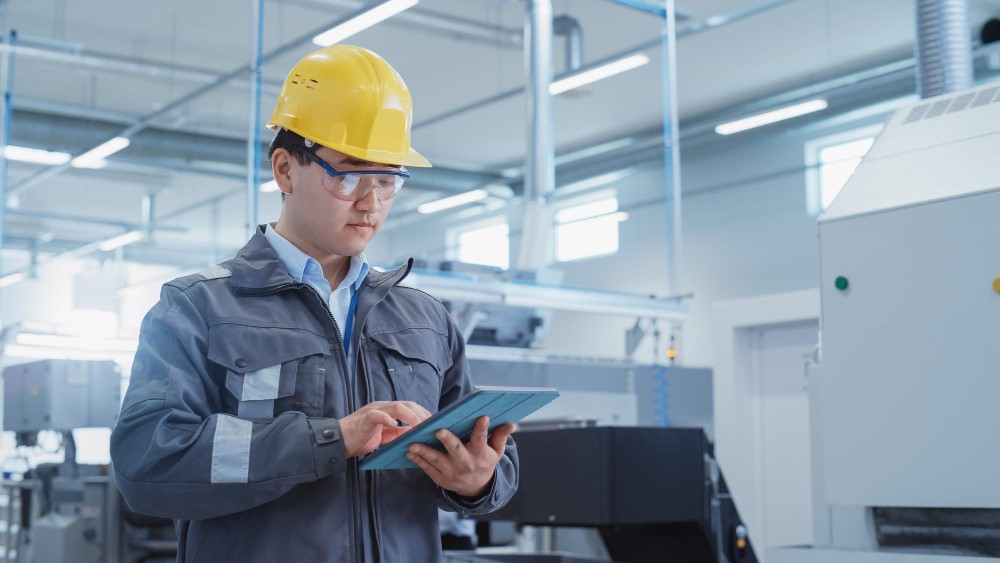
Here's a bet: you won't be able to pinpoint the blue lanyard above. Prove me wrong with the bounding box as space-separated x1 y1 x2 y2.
343 287 359 355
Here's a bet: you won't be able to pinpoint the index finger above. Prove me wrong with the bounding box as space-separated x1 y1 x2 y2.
377 402 425 427
399 400 433 421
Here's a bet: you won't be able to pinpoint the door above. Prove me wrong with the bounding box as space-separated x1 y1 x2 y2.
749 319 817 552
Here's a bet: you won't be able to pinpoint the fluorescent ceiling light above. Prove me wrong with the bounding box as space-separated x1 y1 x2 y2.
71 136 130 169
417 189 489 214
97 230 144 252
312 0 419 47
715 99 829 135
549 53 650 96
260 180 280 193
0 271 27 288
2 145 71 165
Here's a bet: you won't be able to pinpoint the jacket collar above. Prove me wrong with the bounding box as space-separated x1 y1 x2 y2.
228 224 411 290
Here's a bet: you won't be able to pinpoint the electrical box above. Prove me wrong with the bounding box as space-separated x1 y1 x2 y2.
3 360 122 432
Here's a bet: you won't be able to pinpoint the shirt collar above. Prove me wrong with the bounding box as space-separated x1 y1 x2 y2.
264 224 369 291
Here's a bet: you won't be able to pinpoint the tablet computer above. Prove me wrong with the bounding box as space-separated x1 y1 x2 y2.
359 386 559 471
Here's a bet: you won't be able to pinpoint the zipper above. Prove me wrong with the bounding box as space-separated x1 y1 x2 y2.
369 472 382 563
236 281 365 563
361 351 383 563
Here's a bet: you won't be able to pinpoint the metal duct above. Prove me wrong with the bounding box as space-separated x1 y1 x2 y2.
518 0 555 271
553 15 583 73
6 109 504 194
915 0 973 98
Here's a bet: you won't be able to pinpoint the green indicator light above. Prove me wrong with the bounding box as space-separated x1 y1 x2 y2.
835 276 849 291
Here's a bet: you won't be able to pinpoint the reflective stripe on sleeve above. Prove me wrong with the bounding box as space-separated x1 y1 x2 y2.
211 415 252 483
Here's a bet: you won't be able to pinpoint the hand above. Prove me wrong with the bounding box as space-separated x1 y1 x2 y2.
339 401 432 458
405 416 515 498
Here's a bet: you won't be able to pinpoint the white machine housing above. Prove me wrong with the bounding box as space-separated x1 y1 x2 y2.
817 80 1000 509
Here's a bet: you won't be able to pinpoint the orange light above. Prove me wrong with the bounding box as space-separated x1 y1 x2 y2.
737 538 747 550
666 347 677 360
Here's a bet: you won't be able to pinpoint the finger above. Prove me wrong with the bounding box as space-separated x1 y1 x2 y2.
377 403 424 427
361 410 398 432
406 451 446 484
379 426 409 444
402 401 433 421
488 423 516 456
435 429 471 463
409 443 446 469
469 416 490 450
353 400 387 414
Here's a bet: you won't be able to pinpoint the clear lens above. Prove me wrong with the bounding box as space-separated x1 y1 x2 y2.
338 174 362 197
325 173 403 201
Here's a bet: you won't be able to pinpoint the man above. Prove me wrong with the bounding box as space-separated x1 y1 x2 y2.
110 45 518 563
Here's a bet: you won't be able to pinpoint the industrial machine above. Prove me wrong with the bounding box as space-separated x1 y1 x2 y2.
0 359 175 563
411 259 551 349
458 353 748 562
484 427 756 563
770 81 1000 562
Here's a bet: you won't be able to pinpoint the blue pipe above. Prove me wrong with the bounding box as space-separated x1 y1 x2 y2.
246 0 265 237
0 29 18 277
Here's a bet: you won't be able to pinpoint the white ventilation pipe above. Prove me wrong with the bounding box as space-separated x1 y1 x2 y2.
915 0 973 98
518 0 555 271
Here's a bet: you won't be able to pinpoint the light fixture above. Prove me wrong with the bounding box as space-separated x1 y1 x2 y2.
1 145 71 165
417 189 489 214
260 180 280 193
71 136 131 169
549 53 650 96
715 99 829 135
97 230 144 252
0 271 27 288
312 0 419 47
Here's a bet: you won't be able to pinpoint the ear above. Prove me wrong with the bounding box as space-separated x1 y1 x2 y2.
271 149 295 195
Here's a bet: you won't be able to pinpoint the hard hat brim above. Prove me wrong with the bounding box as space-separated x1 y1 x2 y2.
403 147 432 168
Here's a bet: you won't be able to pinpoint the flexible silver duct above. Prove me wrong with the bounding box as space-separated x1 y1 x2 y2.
915 0 973 98
518 0 555 271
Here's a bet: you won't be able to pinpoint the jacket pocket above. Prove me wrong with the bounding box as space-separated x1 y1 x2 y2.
208 323 329 419
364 328 449 414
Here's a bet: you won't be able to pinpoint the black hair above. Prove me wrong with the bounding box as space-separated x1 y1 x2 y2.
267 128 315 202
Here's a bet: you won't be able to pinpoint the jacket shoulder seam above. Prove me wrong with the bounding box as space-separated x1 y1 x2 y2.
396 285 443 304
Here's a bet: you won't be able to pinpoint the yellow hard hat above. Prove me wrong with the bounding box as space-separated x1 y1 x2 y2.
268 45 431 168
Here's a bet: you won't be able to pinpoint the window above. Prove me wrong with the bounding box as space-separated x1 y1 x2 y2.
805 125 882 215
451 221 509 269
555 196 627 262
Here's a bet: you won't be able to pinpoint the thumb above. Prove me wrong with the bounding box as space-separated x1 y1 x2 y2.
487 423 515 456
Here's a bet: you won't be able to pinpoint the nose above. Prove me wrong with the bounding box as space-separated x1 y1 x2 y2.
355 182 381 212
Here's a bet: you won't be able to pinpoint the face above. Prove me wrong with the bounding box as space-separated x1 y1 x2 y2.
274 145 398 258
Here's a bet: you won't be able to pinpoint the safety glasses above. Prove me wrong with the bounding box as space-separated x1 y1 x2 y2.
297 149 409 201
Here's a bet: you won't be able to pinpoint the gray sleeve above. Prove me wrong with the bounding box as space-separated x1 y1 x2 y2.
434 311 519 516
110 284 347 521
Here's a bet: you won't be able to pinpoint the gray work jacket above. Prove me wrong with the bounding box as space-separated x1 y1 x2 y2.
110 227 519 562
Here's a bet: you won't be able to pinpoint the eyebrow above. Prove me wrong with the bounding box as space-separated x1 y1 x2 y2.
339 156 402 170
